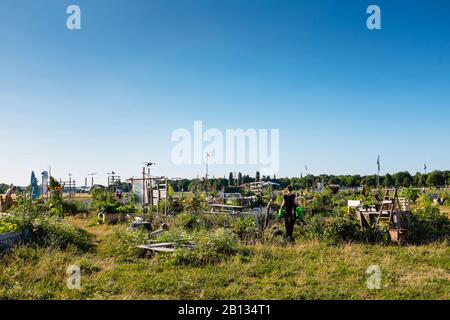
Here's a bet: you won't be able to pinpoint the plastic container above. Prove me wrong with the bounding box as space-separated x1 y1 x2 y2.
295 207 305 219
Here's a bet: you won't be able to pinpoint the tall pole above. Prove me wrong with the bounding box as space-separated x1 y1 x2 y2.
41 172 45 199
142 167 146 215
376 155 380 189
69 173 72 198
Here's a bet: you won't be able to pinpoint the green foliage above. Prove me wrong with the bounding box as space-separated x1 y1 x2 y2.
308 191 334 215
90 189 120 213
182 193 207 214
159 228 240 267
297 214 377 244
230 217 258 242
62 200 89 215
31 218 93 252
408 195 450 243
0 183 9 194
47 177 64 217
173 213 200 230
103 228 149 261
115 203 136 214
400 187 420 204
0 221 18 234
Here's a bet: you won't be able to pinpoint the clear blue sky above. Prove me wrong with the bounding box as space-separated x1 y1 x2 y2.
1 0 449 186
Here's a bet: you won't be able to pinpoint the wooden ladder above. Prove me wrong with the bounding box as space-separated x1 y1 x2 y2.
375 189 399 230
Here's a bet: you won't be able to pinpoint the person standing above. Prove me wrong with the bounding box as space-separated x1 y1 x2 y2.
281 186 298 242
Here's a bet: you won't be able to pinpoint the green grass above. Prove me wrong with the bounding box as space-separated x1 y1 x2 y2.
0 215 448 300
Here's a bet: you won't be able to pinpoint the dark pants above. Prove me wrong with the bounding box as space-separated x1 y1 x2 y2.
284 209 295 238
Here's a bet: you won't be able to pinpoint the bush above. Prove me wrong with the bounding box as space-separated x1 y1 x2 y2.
104 228 149 261
297 214 377 244
91 189 120 212
116 203 136 214
173 213 200 230
322 216 365 244
230 217 258 243
62 200 89 215
409 195 450 243
400 187 420 204
31 218 93 252
182 193 207 214
308 191 334 215
158 228 240 267
0 220 18 234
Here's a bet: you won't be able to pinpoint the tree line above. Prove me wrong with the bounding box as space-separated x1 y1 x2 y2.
171 170 450 192
1 170 449 195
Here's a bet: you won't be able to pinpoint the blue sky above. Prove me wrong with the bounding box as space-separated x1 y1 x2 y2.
1 0 449 185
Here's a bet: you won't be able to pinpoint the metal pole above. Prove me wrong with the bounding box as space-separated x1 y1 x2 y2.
142 167 146 218
165 178 168 215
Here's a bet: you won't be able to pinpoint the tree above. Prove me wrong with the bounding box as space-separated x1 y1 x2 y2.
237 172 243 186
393 171 412 187
0 183 9 194
426 171 445 187
413 172 422 187
384 173 394 187
362 175 377 187
228 172 234 186
255 171 260 182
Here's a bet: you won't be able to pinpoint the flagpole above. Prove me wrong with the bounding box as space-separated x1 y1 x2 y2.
376 156 380 189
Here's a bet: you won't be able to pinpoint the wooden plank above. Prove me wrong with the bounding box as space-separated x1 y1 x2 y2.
137 245 175 253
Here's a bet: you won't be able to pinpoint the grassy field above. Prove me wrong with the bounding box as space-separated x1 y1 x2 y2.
0 214 448 300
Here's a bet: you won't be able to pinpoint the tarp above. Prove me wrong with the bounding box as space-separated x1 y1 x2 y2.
132 180 147 208
41 171 49 196
30 171 41 199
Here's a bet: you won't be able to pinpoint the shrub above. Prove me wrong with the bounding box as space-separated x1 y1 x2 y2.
230 217 258 242
297 214 377 244
400 187 420 204
91 189 120 212
409 195 450 243
308 191 334 215
104 228 149 261
158 228 240 267
173 213 200 230
322 216 364 244
62 200 89 215
116 203 136 214
182 192 207 214
0 220 18 234
31 218 93 252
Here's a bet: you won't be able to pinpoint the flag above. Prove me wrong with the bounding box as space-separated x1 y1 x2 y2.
305 165 308 171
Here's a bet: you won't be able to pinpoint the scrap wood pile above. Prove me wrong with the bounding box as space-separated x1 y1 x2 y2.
137 242 196 253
